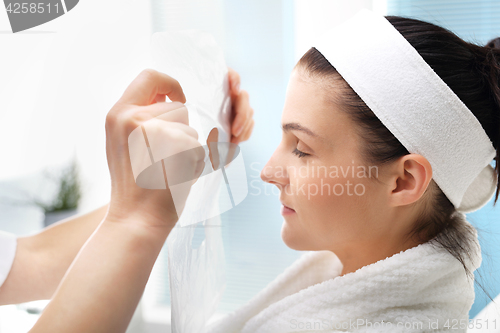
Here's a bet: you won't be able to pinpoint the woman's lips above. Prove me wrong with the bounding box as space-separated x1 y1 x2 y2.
280 204 296 216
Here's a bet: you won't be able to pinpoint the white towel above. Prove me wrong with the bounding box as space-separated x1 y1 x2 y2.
205 213 481 333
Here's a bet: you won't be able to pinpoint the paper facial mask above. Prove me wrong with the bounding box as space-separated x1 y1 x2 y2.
127 30 248 226
148 30 245 333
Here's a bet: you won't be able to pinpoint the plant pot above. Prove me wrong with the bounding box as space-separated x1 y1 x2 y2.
43 209 78 227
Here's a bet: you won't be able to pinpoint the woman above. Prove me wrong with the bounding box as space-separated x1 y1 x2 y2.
2 10 497 333
204 11 500 333
0 68 254 332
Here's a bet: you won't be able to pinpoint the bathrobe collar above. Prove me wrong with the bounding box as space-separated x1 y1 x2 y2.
206 212 481 333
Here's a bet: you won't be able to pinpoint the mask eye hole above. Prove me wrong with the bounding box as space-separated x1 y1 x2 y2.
206 127 219 170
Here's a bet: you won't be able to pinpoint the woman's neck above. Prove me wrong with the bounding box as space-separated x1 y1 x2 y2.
337 236 424 276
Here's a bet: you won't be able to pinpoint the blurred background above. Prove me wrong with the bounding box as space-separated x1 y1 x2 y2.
0 0 499 332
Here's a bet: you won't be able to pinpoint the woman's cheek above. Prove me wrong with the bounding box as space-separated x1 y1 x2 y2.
302 170 369 216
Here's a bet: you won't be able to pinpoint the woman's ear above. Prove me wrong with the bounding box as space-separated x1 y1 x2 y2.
388 154 433 208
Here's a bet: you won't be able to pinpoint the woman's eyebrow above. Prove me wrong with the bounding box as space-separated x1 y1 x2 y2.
281 122 320 139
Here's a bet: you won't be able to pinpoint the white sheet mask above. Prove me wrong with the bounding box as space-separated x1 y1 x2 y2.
128 29 249 227
136 30 249 333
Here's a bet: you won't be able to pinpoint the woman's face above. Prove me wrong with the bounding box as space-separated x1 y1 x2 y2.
260 69 395 258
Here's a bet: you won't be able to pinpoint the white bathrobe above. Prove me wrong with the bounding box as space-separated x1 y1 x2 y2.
205 213 481 333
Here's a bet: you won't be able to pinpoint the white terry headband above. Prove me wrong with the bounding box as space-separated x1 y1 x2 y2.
312 9 497 213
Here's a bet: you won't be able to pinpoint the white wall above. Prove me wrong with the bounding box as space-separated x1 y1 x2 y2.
0 0 152 213
293 0 385 62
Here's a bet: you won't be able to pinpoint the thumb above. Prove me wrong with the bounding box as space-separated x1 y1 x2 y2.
119 69 186 106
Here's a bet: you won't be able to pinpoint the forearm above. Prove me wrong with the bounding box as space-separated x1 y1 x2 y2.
23 69 192 332
30 218 172 333
0 204 109 304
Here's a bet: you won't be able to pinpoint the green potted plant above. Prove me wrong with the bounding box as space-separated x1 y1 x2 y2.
36 159 81 227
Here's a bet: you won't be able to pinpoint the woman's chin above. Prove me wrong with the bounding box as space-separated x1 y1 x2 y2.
281 220 308 251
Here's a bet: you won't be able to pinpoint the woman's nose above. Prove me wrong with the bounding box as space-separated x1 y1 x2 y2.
260 152 288 187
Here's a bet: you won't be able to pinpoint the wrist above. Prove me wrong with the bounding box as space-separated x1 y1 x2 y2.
102 213 174 245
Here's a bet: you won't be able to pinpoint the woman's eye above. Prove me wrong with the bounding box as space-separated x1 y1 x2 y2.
292 147 310 158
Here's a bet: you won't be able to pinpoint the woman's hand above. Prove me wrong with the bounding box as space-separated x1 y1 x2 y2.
105 69 203 231
228 67 255 144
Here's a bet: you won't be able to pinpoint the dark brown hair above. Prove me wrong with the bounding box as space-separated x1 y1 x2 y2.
296 17 500 290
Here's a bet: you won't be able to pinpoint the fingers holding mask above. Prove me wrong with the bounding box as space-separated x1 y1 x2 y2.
236 117 255 144
231 90 254 143
119 69 186 106
106 69 203 226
